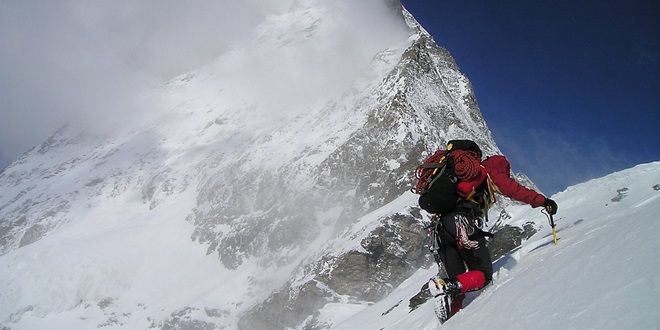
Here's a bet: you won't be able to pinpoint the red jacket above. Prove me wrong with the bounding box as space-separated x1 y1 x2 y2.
482 155 545 208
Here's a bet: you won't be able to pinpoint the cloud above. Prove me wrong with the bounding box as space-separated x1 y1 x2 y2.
207 0 410 121
0 0 409 169
0 0 294 167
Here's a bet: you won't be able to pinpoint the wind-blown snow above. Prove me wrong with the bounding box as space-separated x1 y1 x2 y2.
0 0 408 169
1 1 414 329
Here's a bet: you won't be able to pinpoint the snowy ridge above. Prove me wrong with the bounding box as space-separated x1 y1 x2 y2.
329 161 660 329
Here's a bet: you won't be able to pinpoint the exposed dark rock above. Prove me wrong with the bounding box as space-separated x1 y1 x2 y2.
488 223 537 261
160 307 217 330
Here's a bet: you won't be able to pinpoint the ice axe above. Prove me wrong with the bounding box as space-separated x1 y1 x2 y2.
543 207 558 245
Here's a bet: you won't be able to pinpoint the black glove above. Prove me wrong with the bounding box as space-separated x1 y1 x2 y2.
543 198 558 215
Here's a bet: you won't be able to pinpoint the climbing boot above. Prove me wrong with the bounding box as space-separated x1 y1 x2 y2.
428 277 462 323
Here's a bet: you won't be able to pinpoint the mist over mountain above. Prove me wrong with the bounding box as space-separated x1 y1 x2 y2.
3 1 654 330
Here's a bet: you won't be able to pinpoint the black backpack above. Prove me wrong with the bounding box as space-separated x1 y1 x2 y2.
412 140 483 215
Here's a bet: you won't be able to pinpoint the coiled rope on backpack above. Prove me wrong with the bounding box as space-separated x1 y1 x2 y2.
452 150 482 181
412 150 448 194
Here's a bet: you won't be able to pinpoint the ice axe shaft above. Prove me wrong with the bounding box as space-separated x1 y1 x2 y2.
545 207 558 245
551 220 558 245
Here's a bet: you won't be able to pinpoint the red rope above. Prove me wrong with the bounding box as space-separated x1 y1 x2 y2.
413 149 482 194
452 150 481 181
414 150 447 194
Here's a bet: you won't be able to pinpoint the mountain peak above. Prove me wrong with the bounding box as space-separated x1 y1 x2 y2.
0 3 562 329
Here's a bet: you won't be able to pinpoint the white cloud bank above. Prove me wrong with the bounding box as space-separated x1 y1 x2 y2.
1 0 408 167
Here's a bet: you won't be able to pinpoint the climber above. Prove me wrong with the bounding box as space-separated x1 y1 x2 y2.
418 140 558 322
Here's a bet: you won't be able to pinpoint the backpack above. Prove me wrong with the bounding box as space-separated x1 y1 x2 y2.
412 140 487 215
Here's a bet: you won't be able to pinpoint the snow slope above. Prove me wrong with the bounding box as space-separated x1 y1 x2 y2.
2 1 657 329
4 162 657 330
330 161 660 329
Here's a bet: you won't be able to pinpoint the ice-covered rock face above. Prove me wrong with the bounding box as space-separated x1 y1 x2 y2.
183 5 502 276
0 0 413 260
234 9 512 330
0 2 542 329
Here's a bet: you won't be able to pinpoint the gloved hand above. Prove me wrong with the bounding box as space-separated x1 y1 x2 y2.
543 198 558 215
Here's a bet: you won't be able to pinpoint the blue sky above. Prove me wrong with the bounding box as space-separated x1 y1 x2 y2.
402 0 659 195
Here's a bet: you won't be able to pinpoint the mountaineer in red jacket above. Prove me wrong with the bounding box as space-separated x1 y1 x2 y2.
425 141 558 322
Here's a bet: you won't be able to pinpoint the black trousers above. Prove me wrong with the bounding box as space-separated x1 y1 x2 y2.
438 212 493 285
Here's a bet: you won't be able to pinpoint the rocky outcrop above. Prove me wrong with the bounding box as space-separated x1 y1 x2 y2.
240 209 432 330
